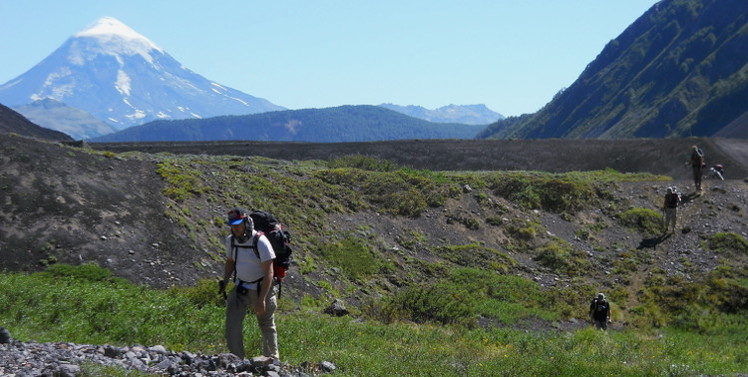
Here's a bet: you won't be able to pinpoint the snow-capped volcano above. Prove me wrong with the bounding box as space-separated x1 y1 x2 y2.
71 17 164 64
0 17 284 130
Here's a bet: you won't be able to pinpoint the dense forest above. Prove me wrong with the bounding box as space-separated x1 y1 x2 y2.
92 105 484 142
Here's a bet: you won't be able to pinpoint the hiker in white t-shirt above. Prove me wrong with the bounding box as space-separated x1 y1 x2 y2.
218 207 278 361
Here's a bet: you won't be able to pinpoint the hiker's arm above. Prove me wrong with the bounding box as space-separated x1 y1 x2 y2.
255 260 274 315
220 257 235 293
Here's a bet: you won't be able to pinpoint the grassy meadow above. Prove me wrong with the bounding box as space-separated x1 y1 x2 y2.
1 264 747 376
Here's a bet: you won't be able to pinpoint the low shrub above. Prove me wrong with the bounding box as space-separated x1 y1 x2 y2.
167 278 225 308
314 168 454 217
377 268 557 326
318 236 386 280
617 208 663 236
156 160 206 202
45 262 121 283
706 232 748 255
436 243 517 273
327 155 400 172
534 239 590 276
445 212 481 230
487 172 600 214
379 283 475 325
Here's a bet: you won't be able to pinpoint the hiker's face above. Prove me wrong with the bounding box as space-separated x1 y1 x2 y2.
231 222 246 237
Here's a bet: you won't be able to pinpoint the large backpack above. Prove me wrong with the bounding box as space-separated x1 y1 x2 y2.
591 299 609 320
666 192 681 208
249 210 293 297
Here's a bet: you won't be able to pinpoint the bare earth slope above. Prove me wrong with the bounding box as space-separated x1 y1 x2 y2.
2 134 747 309
0 135 202 287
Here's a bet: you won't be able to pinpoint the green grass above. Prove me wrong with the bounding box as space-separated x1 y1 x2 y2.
534 238 591 276
375 267 565 326
317 235 392 280
1 265 747 376
705 232 748 255
617 208 664 236
436 243 517 273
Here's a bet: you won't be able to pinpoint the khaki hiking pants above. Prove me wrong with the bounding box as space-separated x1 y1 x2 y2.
225 285 279 360
663 208 677 232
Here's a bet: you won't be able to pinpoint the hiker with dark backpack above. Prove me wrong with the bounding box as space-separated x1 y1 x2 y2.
218 207 279 362
589 293 611 331
662 186 681 234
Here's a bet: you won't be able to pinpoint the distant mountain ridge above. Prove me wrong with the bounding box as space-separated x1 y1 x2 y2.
91 105 485 142
379 103 503 125
479 0 748 139
13 99 115 140
0 103 73 141
0 17 284 130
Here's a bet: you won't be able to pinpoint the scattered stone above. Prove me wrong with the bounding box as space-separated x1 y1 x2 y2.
323 299 349 317
149 344 167 354
57 363 81 377
320 361 337 372
0 327 12 343
0 339 324 376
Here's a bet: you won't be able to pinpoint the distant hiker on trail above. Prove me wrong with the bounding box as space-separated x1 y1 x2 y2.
589 293 611 330
662 186 681 234
218 207 279 362
690 145 705 192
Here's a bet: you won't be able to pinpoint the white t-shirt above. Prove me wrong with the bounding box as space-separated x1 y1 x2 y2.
225 230 275 287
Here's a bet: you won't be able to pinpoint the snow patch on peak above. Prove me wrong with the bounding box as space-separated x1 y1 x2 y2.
75 17 162 51
115 70 132 96
73 17 164 63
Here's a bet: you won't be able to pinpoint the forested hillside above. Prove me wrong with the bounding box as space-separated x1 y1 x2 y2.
92 105 484 142
479 0 748 139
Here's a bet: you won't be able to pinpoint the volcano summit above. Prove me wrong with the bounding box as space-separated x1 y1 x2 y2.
0 17 284 130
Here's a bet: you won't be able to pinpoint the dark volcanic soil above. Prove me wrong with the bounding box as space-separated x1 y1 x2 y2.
1 135 201 287
92 137 748 178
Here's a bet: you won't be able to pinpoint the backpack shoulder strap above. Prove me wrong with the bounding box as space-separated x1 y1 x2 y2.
252 232 264 259
231 235 238 283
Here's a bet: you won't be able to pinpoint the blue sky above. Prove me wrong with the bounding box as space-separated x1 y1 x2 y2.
0 1 659 116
